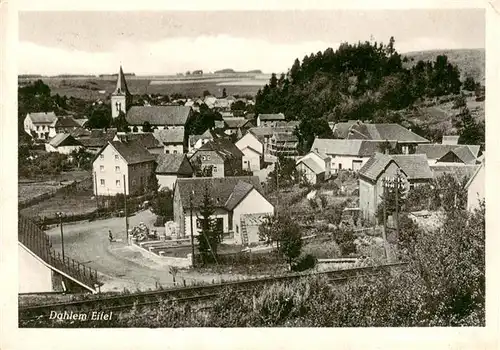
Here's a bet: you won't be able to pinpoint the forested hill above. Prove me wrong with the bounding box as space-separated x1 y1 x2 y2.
403 49 485 84
255 38 483 153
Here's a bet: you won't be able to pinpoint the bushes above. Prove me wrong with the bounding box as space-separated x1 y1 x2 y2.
333 227 357 256
292 254 317 272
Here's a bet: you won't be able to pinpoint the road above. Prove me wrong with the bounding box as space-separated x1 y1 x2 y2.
46 210 248 292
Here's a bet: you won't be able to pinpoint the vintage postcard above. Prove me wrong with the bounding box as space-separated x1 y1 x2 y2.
2 0 499 349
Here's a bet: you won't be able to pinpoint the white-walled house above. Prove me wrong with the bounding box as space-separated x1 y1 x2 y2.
155 154 194 190
236 131 264 155
240 146 262 172
188 129 215 154
92 140 156 196
45 133 83 154
24 112 58 140
173 176 274 246
311 138 389 173
465 159 485 211
296 151 332 185
153 128 185 154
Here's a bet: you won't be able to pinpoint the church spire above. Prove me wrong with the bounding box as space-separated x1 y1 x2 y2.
112 65 130 96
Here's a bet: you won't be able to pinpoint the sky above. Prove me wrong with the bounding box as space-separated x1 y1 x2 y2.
18 9 485 76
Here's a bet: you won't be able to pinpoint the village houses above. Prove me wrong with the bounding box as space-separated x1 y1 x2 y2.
332 120 430 154
188 129 215 155
358 153 434 222
77 128 117 153
113 132 164 155
45 133 83 155
173 176 274 245
153 128 186 154
295 151 332 185
190 138 244 178
155 153 194 190
257 113 286 127
415 142 481 165
310 138 393 173
92 140 156 196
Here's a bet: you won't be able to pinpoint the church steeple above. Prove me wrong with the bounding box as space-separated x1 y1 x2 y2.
112 66 130 96
111 66 132 119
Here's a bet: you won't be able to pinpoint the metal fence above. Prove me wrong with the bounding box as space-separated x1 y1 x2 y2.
49 250 100 290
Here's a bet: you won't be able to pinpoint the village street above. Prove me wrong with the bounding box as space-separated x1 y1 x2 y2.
45 210 244 292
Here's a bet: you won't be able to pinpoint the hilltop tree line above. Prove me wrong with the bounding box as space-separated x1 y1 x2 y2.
255 37 471 151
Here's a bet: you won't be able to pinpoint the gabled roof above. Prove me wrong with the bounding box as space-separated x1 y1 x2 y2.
416 144 480 160
52 116 81 128
465 160 485 190
359 153 433 182
153 129 185 144
197 138 244 159
96 140 156 165
155 154 193 175
297 157 324 175
223 117 250 129
126 106 192 126
342 122 429 143
27 112 57 124
391 155 434 180
176 176 265 210
49 133 82 147
78 128 117 148
332 120 359 138
358 153 394 182
258 113 285 121
436 146 477 164
115 133 163 149
112 66 131 96
311 138 395 157
188 129 215 147
70 127 91 138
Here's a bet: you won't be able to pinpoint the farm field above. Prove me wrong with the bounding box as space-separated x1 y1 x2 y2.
19 73 270 100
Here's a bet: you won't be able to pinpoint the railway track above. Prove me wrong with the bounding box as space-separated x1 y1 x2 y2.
19 262 407 321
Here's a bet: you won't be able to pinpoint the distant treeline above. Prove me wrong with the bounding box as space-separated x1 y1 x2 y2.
98 73 136 78
214 69 263 74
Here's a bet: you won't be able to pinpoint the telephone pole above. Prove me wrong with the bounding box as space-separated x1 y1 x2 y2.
123 174 129 244
57 212 65 261
189 191 195 267
395 170 400 243
382 178 388 261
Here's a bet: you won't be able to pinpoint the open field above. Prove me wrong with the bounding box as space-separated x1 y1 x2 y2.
18 73 270 100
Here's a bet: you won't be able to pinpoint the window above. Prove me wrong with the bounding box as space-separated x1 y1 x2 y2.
338 163 342 170
213 166 217 172
173 150 178 154
236 225 239 234
165 150 170 154
100 154 104 159
114 154 119 160
116 180 121 187
115 166 120 173
206 155 211 160
100 165 104 172
100 179 105 186
202 155 206 161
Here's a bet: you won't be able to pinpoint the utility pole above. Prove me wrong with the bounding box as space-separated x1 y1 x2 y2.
57 212 65 261
275 157 279 217
123 174 129 244
395 170 400 243
382 179 388 261
94 171 99 209
190 191 195 267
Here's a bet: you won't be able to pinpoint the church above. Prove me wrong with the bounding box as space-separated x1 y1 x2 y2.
110 66 193 134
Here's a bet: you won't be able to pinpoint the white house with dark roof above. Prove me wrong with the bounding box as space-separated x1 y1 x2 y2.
358 153 433 222
155 154 194 190
173 176 274 245
113 132 164 155
92 140 156 196
296 151 332 184
24 112 58 140
45 133 83 154
311 138 394 173
153 128 186 154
